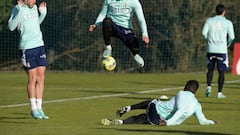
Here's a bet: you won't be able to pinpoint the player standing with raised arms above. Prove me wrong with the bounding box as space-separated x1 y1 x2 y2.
8 0 49 119
89 0 150 67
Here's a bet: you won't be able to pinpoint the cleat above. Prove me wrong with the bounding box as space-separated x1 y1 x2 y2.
101 118 111 126
38 110 49 120
217 93 226 99
206 87 211 97
134 54 144 67
31 110 42 120
101 119 121 125
116 106 128 117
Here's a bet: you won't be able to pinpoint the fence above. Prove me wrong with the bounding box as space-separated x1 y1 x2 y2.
0 0 239 72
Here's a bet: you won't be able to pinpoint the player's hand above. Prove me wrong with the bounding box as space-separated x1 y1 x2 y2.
39 2 47 8
17 0 23 5
17 0 24 11
159 120 167 126
142 36 150 48
89 24 97 32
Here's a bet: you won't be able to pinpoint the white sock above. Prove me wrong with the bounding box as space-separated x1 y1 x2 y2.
218 92 223 95
134 54 144 67
105 45 112 50
117 120 123 124
36 99 42 110
29 98 37 111
126 106 131 112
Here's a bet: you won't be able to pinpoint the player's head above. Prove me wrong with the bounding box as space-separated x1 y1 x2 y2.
23 0 36 8
184 80 199 94
216 4 225 15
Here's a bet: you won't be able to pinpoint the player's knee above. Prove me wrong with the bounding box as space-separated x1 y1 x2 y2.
103 18 113 27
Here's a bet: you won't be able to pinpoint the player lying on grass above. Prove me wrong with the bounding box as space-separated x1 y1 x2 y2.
101 80 216 126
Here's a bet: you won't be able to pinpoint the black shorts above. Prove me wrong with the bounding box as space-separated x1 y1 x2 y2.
207 53 228 72
146 99 161 125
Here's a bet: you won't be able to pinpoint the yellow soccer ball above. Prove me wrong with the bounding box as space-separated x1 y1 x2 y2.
102 56 117 71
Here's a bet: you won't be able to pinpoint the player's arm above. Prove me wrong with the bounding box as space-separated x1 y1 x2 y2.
38 2 47 24
227 21 235 47
202 19 210 40
194 102 215 125
89 0 108 32
133 0 149 44
165 106 187 125
8 1 23 31
164 92 190 126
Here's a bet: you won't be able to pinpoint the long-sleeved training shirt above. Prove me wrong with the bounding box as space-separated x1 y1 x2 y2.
94 0 148 37
155 91 215 126
202 15 235 54
8 4 47 50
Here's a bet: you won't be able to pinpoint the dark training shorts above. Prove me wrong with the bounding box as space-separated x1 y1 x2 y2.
147 99 161 125
20 46 47 71
207 53 228 72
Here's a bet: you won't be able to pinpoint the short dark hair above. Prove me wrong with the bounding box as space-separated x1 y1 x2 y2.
184 80 199 94
216 4 225 15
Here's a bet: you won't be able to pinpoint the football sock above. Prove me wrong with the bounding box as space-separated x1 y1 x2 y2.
29 98 37 111
36 99 42 110
134 54 144 67
116 120 123 124
125 106 131 112
105 45 112 50
103 45 112 56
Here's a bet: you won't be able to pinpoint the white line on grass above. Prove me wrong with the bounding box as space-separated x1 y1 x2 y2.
1 80 240 109
0 87 181 109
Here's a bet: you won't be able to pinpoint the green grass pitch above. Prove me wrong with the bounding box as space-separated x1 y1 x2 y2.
0 71 240 135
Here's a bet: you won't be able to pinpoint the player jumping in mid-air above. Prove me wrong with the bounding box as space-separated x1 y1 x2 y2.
89 0 150 67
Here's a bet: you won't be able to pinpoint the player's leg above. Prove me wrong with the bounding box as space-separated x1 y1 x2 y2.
217 70 225 98
35 46 49 119
206 53 216 97
206 69 214 97
35 66 49 119
113 25 144 67
216 54 228 98
125 37 144 67
27 68 43 119
101 113 149 125
21 49 42 119
102 18 113 56
116 99 152 117
122 113 149 124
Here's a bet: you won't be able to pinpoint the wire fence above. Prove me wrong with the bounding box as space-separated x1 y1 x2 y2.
0 0 239 72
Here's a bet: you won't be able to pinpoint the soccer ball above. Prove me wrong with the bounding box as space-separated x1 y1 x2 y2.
102 56 117 71
159 95 169 101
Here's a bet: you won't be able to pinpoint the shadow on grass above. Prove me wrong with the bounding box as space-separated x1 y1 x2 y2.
98 128 232 135
116 128 232 135
0 113 36 124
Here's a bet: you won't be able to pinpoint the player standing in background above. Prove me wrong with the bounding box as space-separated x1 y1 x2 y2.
89 0 150 67
101 80 216 126
8 0 49 119
202 4 235 98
